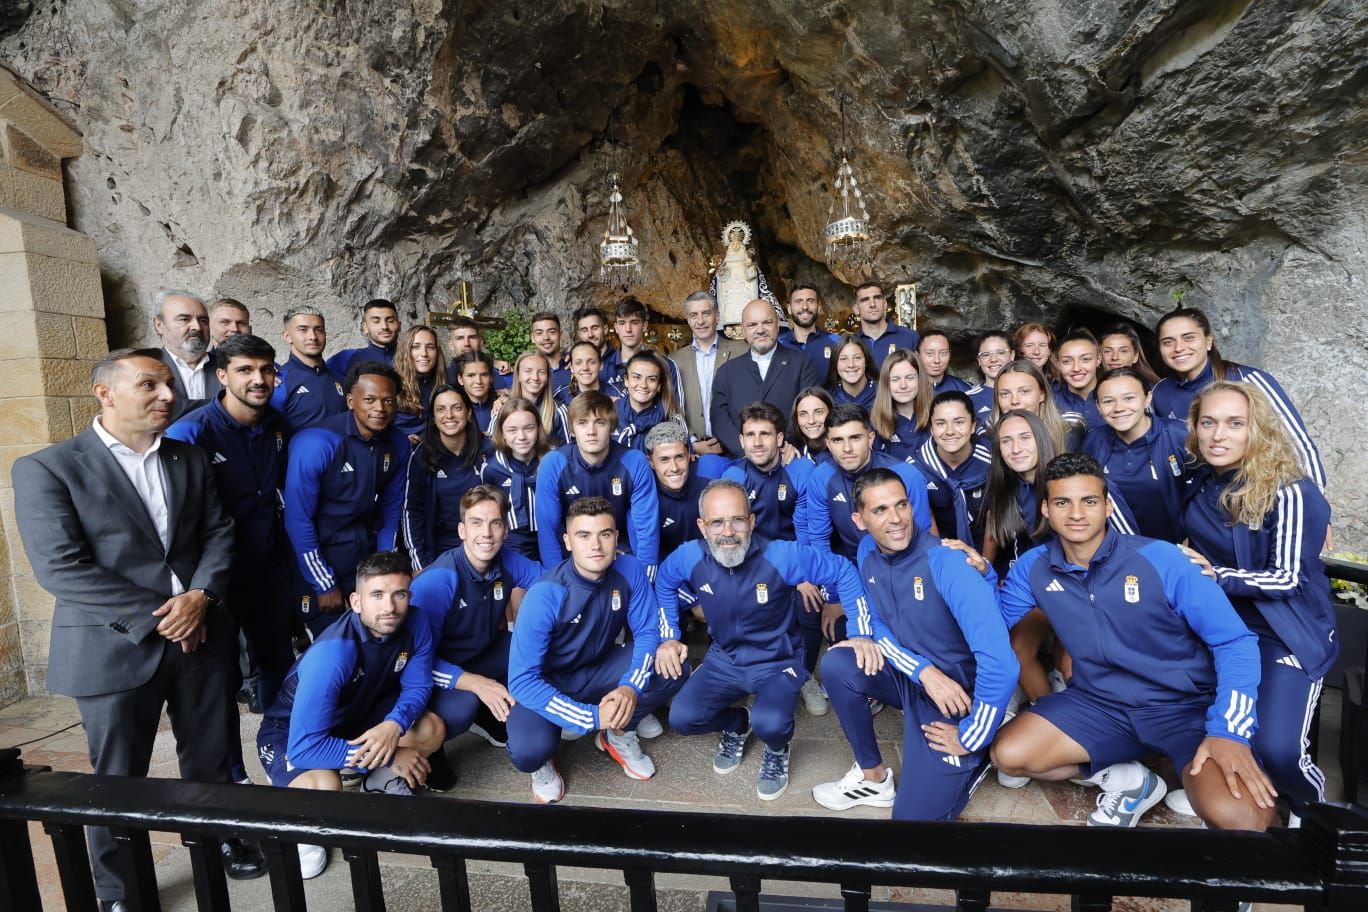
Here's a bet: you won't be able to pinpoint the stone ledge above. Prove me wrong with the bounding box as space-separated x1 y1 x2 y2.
0 68 82 160
0 250 103 317
0 162 64 222
0 205 99 263
1 123 62 181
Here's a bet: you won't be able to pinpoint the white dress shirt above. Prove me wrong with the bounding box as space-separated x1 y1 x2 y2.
692 334 720 436
751 346 776 381
91 417 185 594
166 349 209 400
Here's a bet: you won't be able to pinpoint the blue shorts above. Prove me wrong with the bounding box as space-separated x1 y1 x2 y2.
1027 688 1208 775
256 720 306 787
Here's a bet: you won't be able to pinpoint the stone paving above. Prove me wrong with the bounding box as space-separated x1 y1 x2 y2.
1 687 1336 911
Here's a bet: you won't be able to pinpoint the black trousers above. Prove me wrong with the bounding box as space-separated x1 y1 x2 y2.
75 636 236 902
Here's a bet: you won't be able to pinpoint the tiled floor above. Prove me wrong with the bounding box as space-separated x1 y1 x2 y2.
0 688 1342 911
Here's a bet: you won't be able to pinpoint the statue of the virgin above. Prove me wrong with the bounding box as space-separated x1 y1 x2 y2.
709 220 782 337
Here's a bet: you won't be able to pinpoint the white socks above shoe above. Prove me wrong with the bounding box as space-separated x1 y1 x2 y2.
1082 761 1145 792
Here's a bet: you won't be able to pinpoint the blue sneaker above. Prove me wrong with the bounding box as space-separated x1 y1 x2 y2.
713 708 750 775
757 745 790 801
1087 767 1167 827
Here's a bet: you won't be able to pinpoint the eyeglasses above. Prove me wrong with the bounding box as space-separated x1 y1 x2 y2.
977 349 1011 360
704 517 750 534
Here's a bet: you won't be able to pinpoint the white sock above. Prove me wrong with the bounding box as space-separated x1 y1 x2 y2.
1083 761 1145 792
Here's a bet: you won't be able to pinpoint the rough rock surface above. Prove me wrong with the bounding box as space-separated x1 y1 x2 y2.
2 0 1365 546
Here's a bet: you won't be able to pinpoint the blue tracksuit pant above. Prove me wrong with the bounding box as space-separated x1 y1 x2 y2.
429 630 512 738
668 646 808 750
1251 635 1325 815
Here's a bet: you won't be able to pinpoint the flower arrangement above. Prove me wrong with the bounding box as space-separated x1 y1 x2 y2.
1329 551 1368 609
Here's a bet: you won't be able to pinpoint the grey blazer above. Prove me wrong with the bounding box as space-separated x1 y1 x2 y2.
13 426 236 698
160 347 222 420
668 337 748 440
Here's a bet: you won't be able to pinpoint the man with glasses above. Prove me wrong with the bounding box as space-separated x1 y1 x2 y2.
653 479 866 801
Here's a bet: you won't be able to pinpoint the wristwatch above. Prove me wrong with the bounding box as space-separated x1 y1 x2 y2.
196 588 221 607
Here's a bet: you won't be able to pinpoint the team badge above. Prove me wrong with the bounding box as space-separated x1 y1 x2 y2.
888 343 896 355
755 583 769 604
823 346 831 359
611 477 623 496
394 651 409 673
1168 454 1182 477
334 381 344 396
1124 575 1140 604
383 453 392 472
913 576 925 600
300 595 311 615
777 483 788 502
493 581 505 601
275 431 284 452
611 589 622 611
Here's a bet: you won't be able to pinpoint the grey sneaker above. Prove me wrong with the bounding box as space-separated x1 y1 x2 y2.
800 679 829 716
597 729 656 780
636 712 664 739
713 708 751 775
757 745 791 801
1087 767 1167 827
361 766 413 796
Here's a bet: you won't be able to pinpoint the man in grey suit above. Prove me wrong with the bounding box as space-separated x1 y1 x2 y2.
668 291 746 456
14 348 265 910
709 299 823 459
154 289 222 420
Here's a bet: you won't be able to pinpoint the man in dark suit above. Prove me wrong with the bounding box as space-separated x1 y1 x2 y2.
14 348 265 911
669 291 746 455
153 289 222 420
710 298 822 458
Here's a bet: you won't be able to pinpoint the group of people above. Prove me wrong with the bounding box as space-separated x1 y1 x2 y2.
13 282 1335 909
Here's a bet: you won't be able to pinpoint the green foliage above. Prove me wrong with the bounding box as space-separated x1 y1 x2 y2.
482 311 532 365
1170 282 1191 305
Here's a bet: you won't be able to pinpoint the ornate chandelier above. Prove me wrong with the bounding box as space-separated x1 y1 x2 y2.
823 97 872 277
598 170 641 285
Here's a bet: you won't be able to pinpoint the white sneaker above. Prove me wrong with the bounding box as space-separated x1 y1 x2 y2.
1088 767 1167 827
996 768 1031 789
530 760 564 804
596 729 656 780
800 679 829 716
812 763 896 810
636 713 664 739
560 727 584 741
298 843 328 880
1164 788 1198 817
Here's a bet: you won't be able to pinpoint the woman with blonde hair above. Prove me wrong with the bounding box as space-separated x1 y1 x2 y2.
1180 380 1334 823
870 349 933 461
393 325 448 441
991 359 1079 452
480 397 552 561
499 350 569 445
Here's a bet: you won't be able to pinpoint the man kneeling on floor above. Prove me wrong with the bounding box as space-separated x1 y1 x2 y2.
655 479 867 801
257 550 445 878
507 496 688 803
812 468 1018 819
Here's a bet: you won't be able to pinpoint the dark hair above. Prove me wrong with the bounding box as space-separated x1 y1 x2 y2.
343 359 401 395
826 335 877 390
573 305 607 327
975 331 1015 382
854 281 883 296
825 402 871 432
852 466 906 511
1058 328 1099 348
917 330 950 350
930 389 975 418
447 315 479 334
362 298 397 315
214 333 276 371
567 341 602 395
789 386 834 450
530 311 561 328
566 495 615 524
624 350 679 417
1156 306 1227 380
739 401 786 436
1094 366 1153 397
789 284 822 301
91 348 166 388
355 550 411 586
452 351 496 402
567 389 618 429
419 384 484 474
613 297 648 321
1098 323 1160 385
460 484 509 518
985 409 1059 548
1043 452 1109 496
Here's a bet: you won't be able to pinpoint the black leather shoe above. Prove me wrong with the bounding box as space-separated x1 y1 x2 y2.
220 837 267 880
425 746 458 792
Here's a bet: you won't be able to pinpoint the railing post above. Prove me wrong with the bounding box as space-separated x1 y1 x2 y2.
111 827 161 912
730 874 762 912
181 832 231 912
43 821 99 911
525 861 561 912
431 854 472 912
260 839 308 911
0 818 43 911
344 846 386 912
623 867 657 912
1072 894 1112 912
840 881 872 912
1300 803 1368 912
1189 899 1238 911
956 889 990 912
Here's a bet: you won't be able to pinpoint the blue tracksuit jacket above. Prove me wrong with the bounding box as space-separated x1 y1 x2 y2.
1183 471 1337 679
968 383 994 428
401 437 491 571
778 329 839 379
856 324 921 369
721 458 814 543
807 453 933 558
1052 382 1105 431
284 411 410 593
876 413 932 463
911 438 991 547
1000 530 1262 743
263 610 433 770
393 374 438 440
657 468 713 555
534 442 659 572
613 398 682 451
832 379 876 410
600 346 684 405
1081 417 1190 542
508 554 658 733
478 450 542 561
326 339 396 378
932 375 974 395
851 530 1017 753
409 545 542 688
271 354 347 432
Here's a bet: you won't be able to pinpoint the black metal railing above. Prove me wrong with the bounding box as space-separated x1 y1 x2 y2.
1 748 1367 912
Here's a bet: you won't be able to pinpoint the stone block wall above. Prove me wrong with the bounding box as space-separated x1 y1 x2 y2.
0 67 102 705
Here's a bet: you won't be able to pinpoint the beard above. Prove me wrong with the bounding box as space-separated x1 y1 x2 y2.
177 333 208 358
791 310 817 329
707 532 750 568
